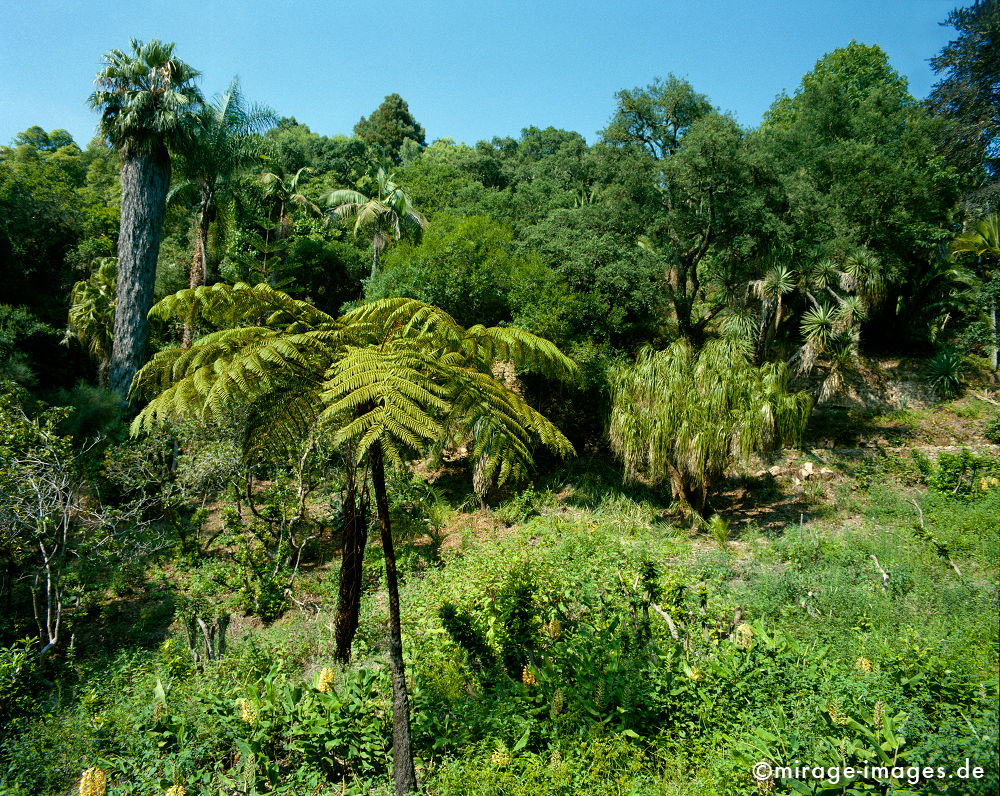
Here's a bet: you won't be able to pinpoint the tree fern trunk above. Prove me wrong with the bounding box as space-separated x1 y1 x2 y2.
109 144 171 397
371 442 418 795
334 464 368 663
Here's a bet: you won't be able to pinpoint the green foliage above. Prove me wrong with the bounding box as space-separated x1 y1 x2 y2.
0 638 39 740
928 0 1000 189
927 348 967 396
707 514 731 548
610 340 811 515
64 258 116 384
353 93 426 165
913 448 998 500
984 411 1000 443
494 488 546 526
367 215 572 336
0 306 57 386
1 131 117 335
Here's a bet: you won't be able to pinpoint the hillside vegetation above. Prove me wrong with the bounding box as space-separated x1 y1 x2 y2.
1 4 998 795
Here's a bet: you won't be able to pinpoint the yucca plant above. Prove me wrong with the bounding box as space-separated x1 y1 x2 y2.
927 348 966 397
130 283 577 795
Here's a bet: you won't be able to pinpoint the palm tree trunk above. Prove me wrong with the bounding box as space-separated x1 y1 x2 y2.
370 244 380 279
370 442 418 795
109 144 171 397
334 459 368 663
182 206 211 348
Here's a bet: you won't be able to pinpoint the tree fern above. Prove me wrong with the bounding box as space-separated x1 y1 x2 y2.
131 284 578 794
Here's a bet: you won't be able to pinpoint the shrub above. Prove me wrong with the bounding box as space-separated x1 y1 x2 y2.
984 412 1000 444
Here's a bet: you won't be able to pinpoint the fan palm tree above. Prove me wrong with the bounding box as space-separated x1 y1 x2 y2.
610 339 811 519
322 168 427 278
130 284 577 795
170 79 275 345
952 215 1000 370
63 259 117 386
90 39 203 396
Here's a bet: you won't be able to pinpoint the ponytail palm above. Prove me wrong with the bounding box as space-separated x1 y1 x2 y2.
610 340 811 518
131 284 576 795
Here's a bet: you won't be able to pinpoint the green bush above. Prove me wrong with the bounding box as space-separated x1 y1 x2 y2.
984 412 1000 444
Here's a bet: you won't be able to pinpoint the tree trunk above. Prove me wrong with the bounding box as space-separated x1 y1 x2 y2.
370 244 380 279
668 465 711 520
371 442 418 795
334 463 369 663
109 144 171 397
991 296 998 371
182 205 211 348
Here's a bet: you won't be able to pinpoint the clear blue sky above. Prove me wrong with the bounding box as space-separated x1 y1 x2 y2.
0 0 961 148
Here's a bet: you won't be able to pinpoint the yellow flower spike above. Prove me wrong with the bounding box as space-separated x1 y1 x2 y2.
735 623 754 648
316 667 336 694
550 689 565 717
79 768 108 796
490 746 512 767
855 656 873 674
873 700 886 731
237 698 257 726
164 786 187 796
521 666 536 686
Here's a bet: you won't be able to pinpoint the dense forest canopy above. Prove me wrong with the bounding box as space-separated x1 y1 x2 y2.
0 4 998 796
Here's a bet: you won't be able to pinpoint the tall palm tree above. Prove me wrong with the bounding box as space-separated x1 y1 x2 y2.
170 78 275 345
260 166 321 239
90 39 203 396
322 168 427 278
952 215 1000 370
131 285 577 795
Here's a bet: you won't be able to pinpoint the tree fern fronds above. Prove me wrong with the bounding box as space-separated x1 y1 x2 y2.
148 281 337 332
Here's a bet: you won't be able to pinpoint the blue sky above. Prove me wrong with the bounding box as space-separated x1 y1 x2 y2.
1 0 960 148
